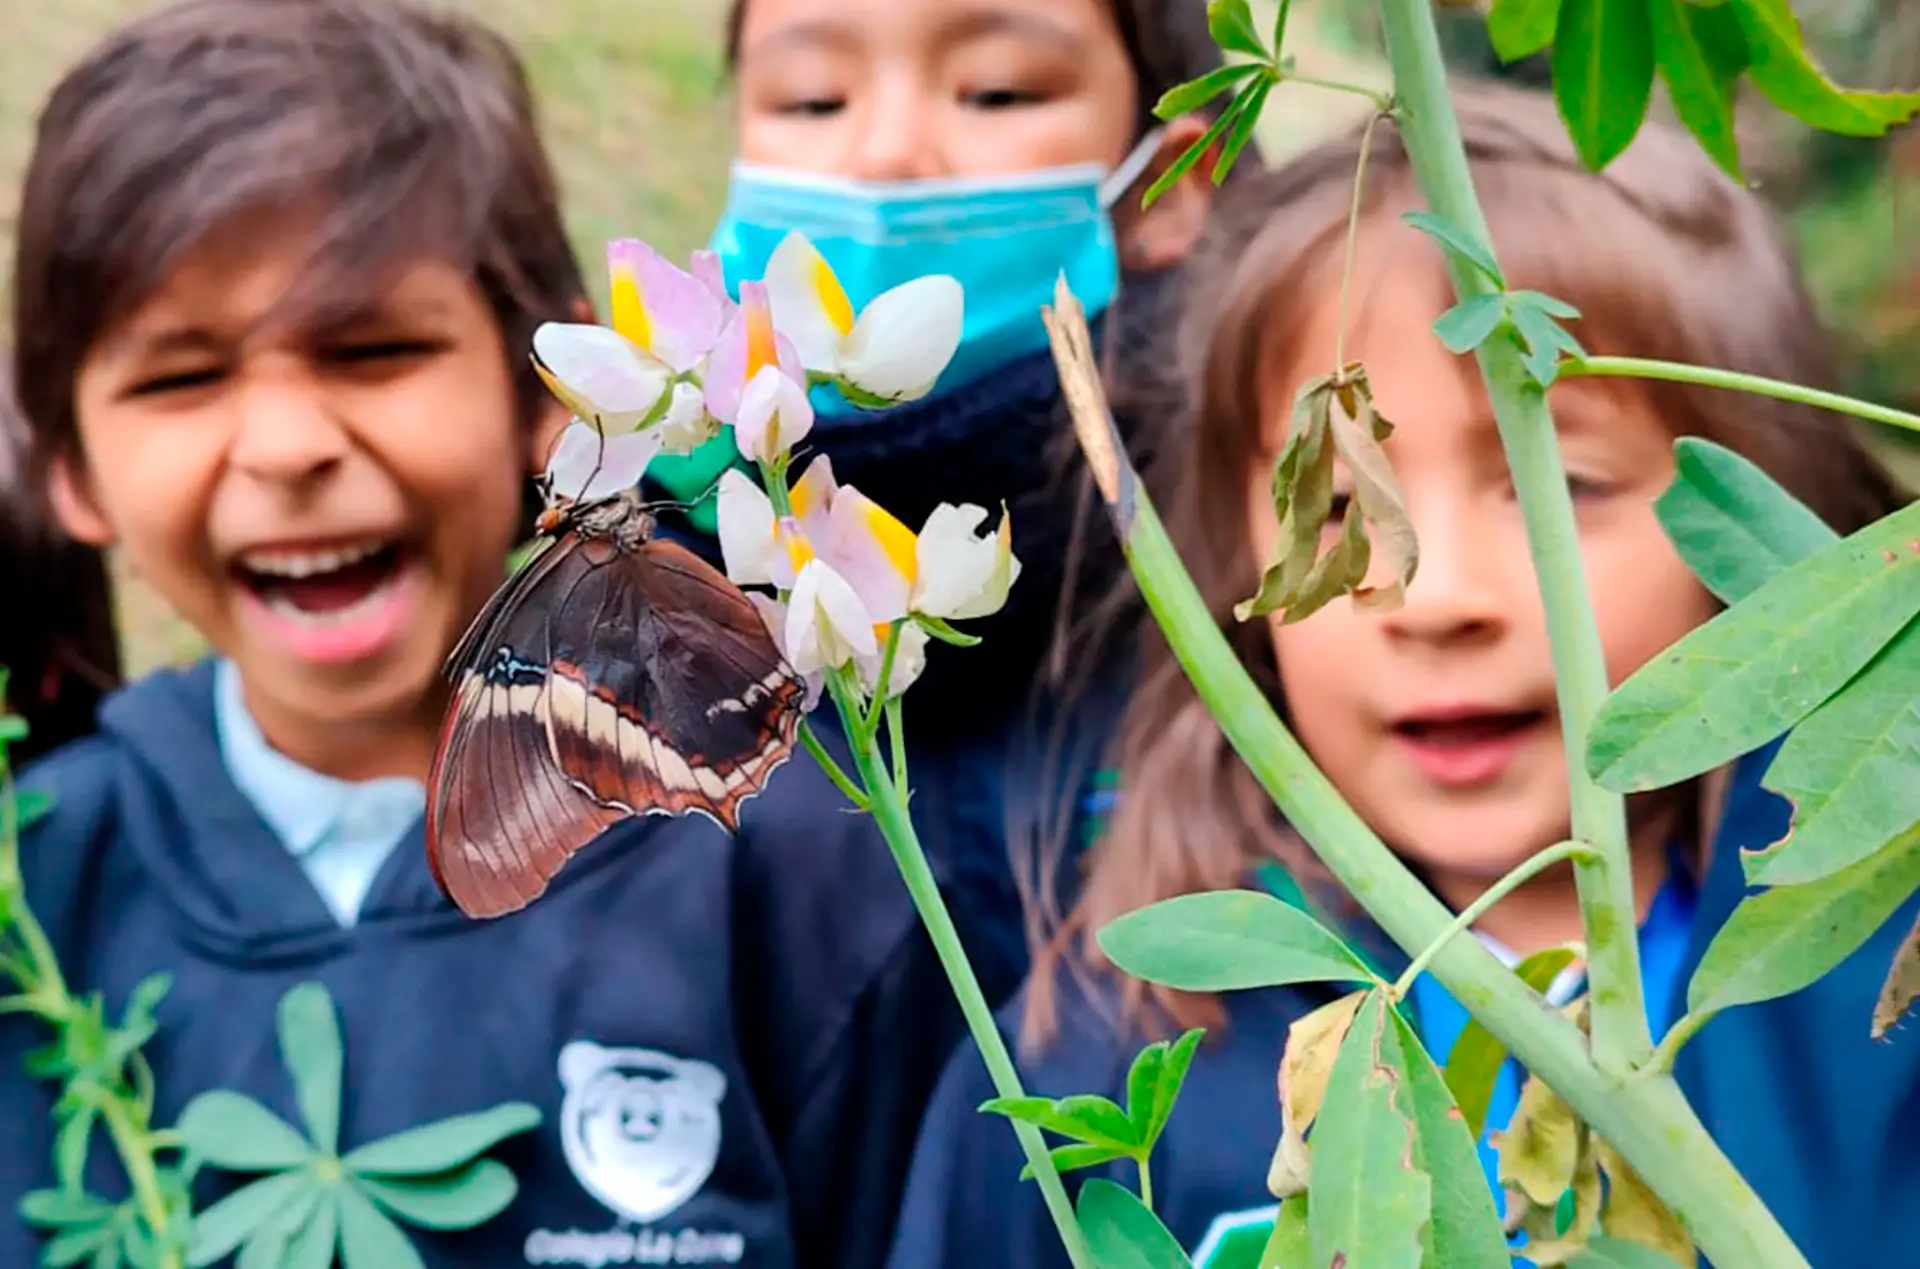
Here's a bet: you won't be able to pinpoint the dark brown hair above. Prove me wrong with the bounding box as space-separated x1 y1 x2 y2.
1 362 120 765
1024 78 1912 1045
10 0 588 489
722 0 1228 137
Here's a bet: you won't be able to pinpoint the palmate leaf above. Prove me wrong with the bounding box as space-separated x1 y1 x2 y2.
1098 889 1376 993
185 1171 311 1267
1585 499 1920 793
341 1102 542 1177
277 983 344 1156
175 1091 314 1172
1125 1027 1205 1152
1306 993 1429 1269
1688 823 1920 1018
354 1159 519 1230
336 1185 427 1269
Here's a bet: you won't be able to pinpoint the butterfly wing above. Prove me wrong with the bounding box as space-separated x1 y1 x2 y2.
426 537 621 918
539 535 808 833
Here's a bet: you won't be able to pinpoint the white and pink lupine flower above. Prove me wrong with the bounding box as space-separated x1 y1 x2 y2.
762 231 963 405
703 281 814 464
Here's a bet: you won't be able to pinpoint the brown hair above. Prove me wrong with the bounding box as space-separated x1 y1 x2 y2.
722 0 1229 137
1023 78 1912 1046
10 0 588 491
1 362 120 765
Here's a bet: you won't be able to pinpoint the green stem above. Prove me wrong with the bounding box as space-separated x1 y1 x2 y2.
1138 1155 1155 1213
1564 355 1920 436
884 696 909 791
98 1097 178 1269
797 720 869 810
1283 69 1393 109
1042 285 1810 1269
863 623 903 738
1374 0 1649 1077
1646 1005 1718 1077
1391 840 1589 998
827 673 1093 1268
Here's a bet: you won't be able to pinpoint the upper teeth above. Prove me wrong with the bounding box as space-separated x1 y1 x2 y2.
241 539 386 579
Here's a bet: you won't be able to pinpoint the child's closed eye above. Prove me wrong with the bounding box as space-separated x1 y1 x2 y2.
961 84 1047 110
774 94 845 118
125 364 224 398
320 338 445 371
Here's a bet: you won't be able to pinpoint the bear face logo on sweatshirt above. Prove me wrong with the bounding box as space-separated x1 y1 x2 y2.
556 1040 727 1225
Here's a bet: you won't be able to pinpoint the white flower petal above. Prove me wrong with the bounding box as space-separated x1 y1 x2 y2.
734 365 816 464
823 484 915 624
911 502 1021 619
716 468 781 587
747 594 824 712
763 231 853 375
544 421 664 503
786 559 879 674
533 323 673 419
657 380 719 454
855 620 930 700
836 275 964 403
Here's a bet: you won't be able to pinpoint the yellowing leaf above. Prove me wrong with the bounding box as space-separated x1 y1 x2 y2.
1269 990 1367 1198
1598 1141 1697 1267
1496 1073 1581 1209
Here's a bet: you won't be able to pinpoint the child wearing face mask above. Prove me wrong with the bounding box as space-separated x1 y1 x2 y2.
1 365 121 766
884 82 1915 1269
643 0 1249 1021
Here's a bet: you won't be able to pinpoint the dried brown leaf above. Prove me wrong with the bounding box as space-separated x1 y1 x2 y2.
1873 904 1920 1039
1598 1140 1697 1267
1268 989 1367 1199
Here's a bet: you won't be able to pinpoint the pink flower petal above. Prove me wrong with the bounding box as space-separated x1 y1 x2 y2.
823 485 915 624
609 237 726 374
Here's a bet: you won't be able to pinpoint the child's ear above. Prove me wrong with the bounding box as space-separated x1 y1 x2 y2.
47 454 116 547
1111 114 1225 274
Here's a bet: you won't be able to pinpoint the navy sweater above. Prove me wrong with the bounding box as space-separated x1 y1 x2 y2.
884 740 1920 1269
0 660 957 1269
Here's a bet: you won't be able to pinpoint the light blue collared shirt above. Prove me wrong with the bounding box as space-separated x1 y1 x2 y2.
213 659 426 927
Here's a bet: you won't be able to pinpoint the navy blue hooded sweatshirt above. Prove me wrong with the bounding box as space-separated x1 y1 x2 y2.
882 739 1920 1269
0 659 959 1269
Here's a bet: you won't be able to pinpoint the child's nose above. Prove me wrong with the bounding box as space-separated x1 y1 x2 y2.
843 84 944 181
227 377 351 486
1379 502 1509 646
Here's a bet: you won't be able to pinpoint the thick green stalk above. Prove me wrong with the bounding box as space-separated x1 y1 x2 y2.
1374 0 1650 1075
832 682 1094 1268
1042 288 1809 1268
1566 355 1920 435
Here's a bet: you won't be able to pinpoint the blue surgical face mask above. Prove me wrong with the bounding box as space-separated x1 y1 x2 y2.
706 131 1164 411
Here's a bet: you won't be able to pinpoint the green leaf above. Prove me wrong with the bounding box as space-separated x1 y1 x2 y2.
1096 889 1373 992
1213 76 1275 184
104 974 171 1072
1307 993 1429 1269
277 983 344 1156
1655 437 1837 605
1508 291 1588 386
1443 946 1579 1139
88 1239 122 1269
337 1184 427 1269
1647 0 1742 177
978 1093 1138 1149
913 615 983 648
1258 1199 1309 1268
281 1187 338 1269
1585 499 1920 792
1402 211 1505 286
1154 63 1264 119
1144 86 1248 207
1553 0 1656 170
1568 1236 1693 1268
15 787 55 830
0 714 27 744
355 1158 517 1231
1387 1010 1510 1269
343 1102 541 1177
187 1172 313 1267
1207 0 1269 58
1728 0 1920 136
1018 1142 1132 1182
54 1106 97 1192
175 1091 315 1171
41 1224 116 1269
1076 1179 1193 1268
1432 294 1508 355
1688 823 1920 1017
1487 0 1564 62
1745 621 1920 884
1128 1028 1204 1150
19 1190 115 1229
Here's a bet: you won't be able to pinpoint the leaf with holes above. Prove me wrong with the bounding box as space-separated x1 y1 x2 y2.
1655 437 1837 606
1553 0 1656 170
1099 889 1374 993
1586 499 1920 792
1306 992 1429 1269
1387 1010 1510 1268
1690 824 1920 1018
1746 621 1920 885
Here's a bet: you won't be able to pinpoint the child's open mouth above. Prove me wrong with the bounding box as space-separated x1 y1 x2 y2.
1391 708 1549 787
233 538 420 664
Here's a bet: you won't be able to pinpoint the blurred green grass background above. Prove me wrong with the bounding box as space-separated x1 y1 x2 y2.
2 0 1914 676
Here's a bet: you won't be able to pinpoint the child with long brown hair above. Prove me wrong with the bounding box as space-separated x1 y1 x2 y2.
885 81 1912 1269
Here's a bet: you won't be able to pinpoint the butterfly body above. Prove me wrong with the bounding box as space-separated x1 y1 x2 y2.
428 494 807 918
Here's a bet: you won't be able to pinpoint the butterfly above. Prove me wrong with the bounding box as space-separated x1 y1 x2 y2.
426 490 808 919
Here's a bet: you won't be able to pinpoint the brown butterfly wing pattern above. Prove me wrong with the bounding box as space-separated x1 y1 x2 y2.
427 501 808 919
